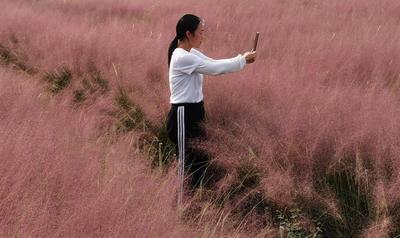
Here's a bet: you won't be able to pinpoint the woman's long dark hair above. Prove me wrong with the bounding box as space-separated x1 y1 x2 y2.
168 14 201 68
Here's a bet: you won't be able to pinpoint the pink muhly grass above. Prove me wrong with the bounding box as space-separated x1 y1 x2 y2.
1 0 400 235
0 69 194 237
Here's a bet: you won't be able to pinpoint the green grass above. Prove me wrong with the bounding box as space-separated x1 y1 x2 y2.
277 208 323 238
151 120 176 167
0 44 37 75
114 88 145 132
0 44 18 66
324 169 371 237
43 67 73 93
91 71 109 92
82 70 109 94
113 89 176 171
73 89 86 103
72 71 109 105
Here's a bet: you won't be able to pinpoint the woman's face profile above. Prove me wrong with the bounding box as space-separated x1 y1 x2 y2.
187 21 205 48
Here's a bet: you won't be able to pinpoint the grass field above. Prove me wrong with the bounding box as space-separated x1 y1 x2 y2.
1 0 400 237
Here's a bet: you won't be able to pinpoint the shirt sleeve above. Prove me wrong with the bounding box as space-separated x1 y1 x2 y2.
174 53 202 75
190 48 217 62
177 50 246 76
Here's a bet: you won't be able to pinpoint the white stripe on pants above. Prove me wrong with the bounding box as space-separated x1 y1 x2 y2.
177 106 185 205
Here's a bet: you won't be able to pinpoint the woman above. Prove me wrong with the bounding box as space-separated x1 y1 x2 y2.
167 14 256 204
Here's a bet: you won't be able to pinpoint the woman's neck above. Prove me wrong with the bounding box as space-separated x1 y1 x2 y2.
178 40 192 52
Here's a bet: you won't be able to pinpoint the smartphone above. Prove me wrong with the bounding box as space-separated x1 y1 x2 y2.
253 32 260 51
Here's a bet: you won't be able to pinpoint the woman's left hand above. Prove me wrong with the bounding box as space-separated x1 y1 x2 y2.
243 50 257 64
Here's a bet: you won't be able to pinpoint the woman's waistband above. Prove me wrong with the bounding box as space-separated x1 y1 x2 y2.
171 101 203 108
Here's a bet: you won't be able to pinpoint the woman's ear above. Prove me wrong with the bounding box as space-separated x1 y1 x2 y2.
185 30 192 39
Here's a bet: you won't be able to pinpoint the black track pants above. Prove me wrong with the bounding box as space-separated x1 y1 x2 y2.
166 101 205 145
166 101 206 196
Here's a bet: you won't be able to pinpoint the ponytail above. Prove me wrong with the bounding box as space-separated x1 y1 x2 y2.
167 14 201 68
168 36 179 68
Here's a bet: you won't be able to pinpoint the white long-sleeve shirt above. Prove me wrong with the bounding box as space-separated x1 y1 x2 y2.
169 47 246 104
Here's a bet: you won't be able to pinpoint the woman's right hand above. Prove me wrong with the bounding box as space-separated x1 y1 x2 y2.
243 50 256 64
